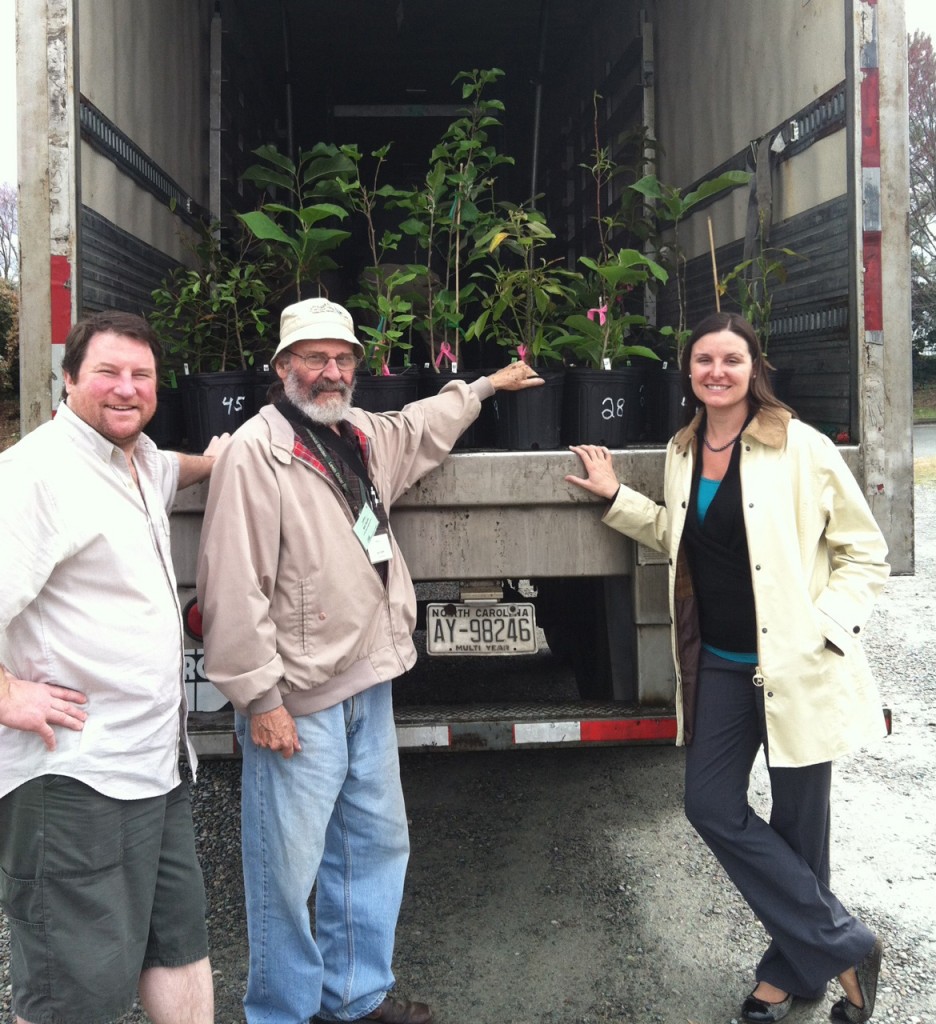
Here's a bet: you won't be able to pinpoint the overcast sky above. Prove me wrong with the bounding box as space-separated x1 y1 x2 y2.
1 0 935 190
906 0 936 49
1 0 13 187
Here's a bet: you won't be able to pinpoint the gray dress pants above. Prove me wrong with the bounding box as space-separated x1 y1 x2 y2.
683 648 877 998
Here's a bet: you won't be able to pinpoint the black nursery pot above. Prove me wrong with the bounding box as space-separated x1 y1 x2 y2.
643 363 690 442
147 387 186 449
250 367 278 415
561 365 645 447
182 370 256 452
492 368 564 450
418 367 497 449
352 368 420 414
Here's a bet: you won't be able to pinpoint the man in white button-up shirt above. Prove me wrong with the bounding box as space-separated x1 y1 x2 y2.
0 311 225 1024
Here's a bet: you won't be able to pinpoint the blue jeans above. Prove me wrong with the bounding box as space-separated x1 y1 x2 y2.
236 681 410 1024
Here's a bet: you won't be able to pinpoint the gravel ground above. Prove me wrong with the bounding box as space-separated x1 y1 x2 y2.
2 482 935 1024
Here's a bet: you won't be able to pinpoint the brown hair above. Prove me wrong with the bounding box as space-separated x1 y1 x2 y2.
678 311 794 426
62 310 163 386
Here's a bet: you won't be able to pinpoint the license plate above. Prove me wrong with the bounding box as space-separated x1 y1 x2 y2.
426 602 537 655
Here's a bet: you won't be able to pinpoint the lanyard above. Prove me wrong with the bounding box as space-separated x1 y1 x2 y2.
300 425 375 515
301 423 392 573
275 400 381 514
276 402 392 575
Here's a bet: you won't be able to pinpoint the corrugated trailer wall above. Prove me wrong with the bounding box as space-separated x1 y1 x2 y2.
651 0 911 572
76 0 213 313
533 0 862 438
652 0 852 425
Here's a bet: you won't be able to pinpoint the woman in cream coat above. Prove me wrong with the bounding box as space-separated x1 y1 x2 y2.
567 312 888 1024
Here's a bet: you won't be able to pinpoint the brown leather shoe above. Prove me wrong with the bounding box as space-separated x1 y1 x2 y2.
363 995 433 1024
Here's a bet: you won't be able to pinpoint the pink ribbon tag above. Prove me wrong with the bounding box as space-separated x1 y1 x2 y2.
517 345 529 363
381 361 391 376
587 304 608 326
434 342 456 369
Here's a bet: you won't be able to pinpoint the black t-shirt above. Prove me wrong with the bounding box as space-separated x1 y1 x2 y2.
682 437 758 654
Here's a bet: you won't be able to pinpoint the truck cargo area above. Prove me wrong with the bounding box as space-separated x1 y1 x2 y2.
16 1 913 754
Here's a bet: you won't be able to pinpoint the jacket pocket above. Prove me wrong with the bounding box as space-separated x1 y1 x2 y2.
808 604 835 655
297 576 316 655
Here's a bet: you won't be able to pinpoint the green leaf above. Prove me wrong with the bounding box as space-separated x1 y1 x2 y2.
680 170 752 211
624 345 661 361
301 153 359 187
564 314 604 339
296 203 350 227
238 211 294 245
241 166 295 192
250 145 297 172
398 217 427 237
630 174 665 201
297 227 352 250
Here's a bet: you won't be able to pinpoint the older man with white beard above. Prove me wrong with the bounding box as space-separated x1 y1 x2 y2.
196 297 541 1024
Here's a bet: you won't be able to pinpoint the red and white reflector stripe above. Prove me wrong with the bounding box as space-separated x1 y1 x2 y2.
516 717 678 745
580 717 679 743
514 721 581 744
395 716 677 750
396 725 451 748
860 0 883 342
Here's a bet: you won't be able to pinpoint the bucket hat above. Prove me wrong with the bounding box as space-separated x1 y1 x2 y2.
274 298 364 358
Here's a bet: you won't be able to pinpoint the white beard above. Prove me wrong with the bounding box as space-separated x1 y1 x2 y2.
283 366 354 425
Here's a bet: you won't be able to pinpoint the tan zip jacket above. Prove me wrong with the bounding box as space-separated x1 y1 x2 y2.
197 378 491 717
603 407 890 768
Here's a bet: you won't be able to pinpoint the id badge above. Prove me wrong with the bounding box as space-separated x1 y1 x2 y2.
367 531 393 564
353 504 379 550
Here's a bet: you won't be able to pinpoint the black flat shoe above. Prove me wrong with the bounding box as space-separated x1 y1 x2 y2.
829 997 850 1022
741 991 794 1023
833 936 883 1022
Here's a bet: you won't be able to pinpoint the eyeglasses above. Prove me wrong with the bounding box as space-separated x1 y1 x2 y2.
290 351 361 372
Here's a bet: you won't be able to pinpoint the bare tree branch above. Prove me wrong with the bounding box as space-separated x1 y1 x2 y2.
0 183 17 282
909 31 936 350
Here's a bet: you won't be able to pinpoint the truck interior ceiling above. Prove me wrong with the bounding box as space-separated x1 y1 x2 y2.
222 0 641 284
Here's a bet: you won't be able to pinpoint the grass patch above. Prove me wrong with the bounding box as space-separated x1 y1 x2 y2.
916 455 936 486
914 381 936 422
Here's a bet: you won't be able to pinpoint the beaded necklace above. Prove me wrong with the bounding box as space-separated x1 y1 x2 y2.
702 431 742 453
